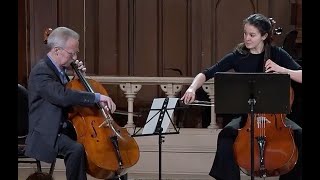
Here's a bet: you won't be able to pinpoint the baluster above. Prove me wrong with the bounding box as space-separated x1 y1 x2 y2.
202 84 218 129
160 84 183 128
120 83 142 128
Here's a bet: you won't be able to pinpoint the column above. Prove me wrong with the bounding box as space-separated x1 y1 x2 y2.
160 84 183 128
120 83 142 128
202 84 218 129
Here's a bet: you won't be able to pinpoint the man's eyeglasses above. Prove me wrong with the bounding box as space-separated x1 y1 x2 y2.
57 47 79 57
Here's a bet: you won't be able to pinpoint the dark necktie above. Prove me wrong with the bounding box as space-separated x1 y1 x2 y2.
60 71 68 84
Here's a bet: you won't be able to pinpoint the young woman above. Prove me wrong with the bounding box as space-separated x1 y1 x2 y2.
181 13 302 180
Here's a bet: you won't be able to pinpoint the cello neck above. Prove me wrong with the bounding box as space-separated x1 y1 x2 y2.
70 61 105 110
70 61 94 93
263 44 271 72
263 17 282 72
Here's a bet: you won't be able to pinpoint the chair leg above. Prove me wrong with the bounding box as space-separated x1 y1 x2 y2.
49 159 56 176
36 160 42 172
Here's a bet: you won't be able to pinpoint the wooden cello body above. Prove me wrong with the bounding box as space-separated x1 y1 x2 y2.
233 88 298 177
66 64 140 179
233 17 299 177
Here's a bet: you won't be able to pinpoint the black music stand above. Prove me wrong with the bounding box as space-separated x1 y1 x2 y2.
214 72 291 180
132 97 180 180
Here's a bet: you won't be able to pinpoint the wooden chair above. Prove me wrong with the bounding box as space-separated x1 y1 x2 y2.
18 84 42 172
18 84 62 175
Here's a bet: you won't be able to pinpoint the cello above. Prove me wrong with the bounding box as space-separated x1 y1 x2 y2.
233 19 298 177
44 28 140 179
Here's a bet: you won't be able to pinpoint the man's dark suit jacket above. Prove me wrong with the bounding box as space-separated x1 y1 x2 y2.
25 56 97 163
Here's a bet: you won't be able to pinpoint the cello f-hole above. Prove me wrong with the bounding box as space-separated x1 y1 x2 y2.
90 120 98 138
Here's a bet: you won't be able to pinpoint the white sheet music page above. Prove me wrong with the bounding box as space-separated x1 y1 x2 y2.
142 98 179 135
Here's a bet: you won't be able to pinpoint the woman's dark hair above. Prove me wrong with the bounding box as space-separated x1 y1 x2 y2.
26 172 54 180
235 13 273 55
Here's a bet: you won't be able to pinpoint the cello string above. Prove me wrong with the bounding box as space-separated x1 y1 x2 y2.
99 108 122 138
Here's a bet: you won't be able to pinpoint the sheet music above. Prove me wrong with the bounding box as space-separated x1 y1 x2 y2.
142 98 179 135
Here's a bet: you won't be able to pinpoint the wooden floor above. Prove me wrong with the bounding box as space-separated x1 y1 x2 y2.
18 167 279 180
18 129 281 180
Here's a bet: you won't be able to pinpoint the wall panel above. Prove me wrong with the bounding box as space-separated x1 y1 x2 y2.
215 0 255 62
20 0 301 127
162 0 187 77
28 0 58 69
133 0 159 104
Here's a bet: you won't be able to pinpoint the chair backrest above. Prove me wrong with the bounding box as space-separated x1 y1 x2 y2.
18 84 29 137
17 84 43 173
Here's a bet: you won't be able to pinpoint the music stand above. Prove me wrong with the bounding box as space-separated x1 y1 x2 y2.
214 72 291 180
132 97 180 180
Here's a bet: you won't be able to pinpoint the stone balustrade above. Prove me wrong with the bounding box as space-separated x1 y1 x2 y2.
85 76 217 129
